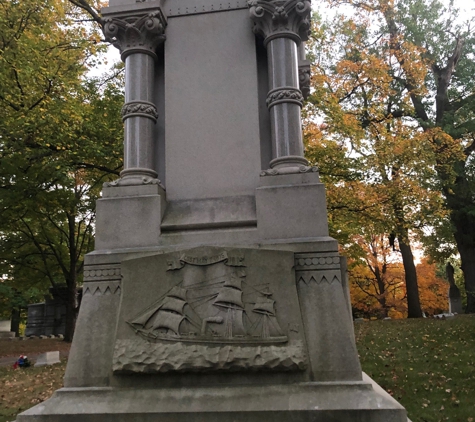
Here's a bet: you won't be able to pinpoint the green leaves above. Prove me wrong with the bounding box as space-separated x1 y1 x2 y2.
0 0 124 334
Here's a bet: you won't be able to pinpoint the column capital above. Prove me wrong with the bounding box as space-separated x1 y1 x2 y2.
103 11 167 61
248 0 311 45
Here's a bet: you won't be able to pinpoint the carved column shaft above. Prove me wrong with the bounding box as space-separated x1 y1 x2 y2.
249 0 311 170
122 53 157 178
267 37 305 167
103 11 166 185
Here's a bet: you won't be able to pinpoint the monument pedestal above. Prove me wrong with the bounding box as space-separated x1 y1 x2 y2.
18 376 405 422
17 0 409 420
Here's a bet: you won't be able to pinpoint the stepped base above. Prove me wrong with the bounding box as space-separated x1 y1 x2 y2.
17 374 407 422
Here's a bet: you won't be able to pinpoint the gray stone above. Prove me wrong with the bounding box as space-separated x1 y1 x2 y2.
34 351 61 367
0 319 11 332
446 262 463 314
18 0 409 420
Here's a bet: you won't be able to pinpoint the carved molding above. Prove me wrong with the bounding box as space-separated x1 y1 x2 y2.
295 253 342 285
83 281 121 297
294 253 341 271
248 0 312 45
298 60 311 99
121 101 158 122
103 11 167 60
84 264 121 282
266 87 304 108
260 164 318 176
103 168 165 189
167 0 248 17
297 271 342 285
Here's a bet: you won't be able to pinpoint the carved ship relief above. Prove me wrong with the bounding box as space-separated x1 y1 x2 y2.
127 251 288 345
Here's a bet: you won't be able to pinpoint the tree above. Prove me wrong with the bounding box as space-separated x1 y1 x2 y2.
316 0 475 312
0 0 124 341
349 233 407 319
304 10 450 317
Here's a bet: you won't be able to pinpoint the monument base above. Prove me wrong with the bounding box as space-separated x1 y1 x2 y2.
17 374 407 422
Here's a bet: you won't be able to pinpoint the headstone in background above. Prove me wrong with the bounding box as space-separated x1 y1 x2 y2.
0 320 15 339
25 286 74 337
17 0 408 421
34 351 61 367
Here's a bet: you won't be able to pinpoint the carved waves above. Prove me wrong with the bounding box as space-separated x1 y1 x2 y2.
112 337 306 373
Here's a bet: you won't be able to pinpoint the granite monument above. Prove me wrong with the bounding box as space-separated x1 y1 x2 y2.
17 0 408 420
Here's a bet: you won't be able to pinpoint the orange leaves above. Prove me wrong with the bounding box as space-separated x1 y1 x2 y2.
416 258 449 315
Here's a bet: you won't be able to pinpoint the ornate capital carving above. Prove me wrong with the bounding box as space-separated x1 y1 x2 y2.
298 60 311 99
103 11 167 60
266 87 304 108
248 0 311 45
121 101 158 122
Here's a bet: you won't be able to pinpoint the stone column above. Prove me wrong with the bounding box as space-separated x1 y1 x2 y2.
249 0 311 171
103 11 166 186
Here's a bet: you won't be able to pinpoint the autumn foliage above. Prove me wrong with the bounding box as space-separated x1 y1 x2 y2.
349 235 448 319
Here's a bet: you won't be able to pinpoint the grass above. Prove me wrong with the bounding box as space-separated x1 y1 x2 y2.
355 315 475 422
0 361 67 422
0 316 474 422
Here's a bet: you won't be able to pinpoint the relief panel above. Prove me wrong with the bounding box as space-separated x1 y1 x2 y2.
112 247 307 373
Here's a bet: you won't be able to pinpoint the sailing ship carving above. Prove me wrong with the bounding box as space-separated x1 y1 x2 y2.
128 269 288 345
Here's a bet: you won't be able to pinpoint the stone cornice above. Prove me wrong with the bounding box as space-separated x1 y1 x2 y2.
248 0 311 45
103 11 167 61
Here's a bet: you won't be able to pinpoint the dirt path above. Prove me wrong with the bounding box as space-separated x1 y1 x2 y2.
0 339 71 367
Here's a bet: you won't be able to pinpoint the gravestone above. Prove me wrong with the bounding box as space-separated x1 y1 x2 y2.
17 0 408 420
0 320 15 339
25 286 68 337
446 262 463 314
34 351 61 367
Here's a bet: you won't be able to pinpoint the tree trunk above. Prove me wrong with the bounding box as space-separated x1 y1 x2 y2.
10 308 21 337
64 281 78 342
444 166 475 313
374 267 389 318
454 240 475 313
398 237 423 318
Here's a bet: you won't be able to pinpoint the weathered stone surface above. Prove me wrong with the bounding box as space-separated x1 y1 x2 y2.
113 338 306 373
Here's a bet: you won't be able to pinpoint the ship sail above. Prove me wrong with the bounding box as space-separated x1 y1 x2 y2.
253 299 275 316
223 276 242 290
168 286 187 300
151 310 185 334
252 298 284 338
214 287 244 309
161 297 187 314
130 306 160 327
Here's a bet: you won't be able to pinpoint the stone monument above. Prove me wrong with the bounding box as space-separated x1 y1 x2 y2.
17 0 408 420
